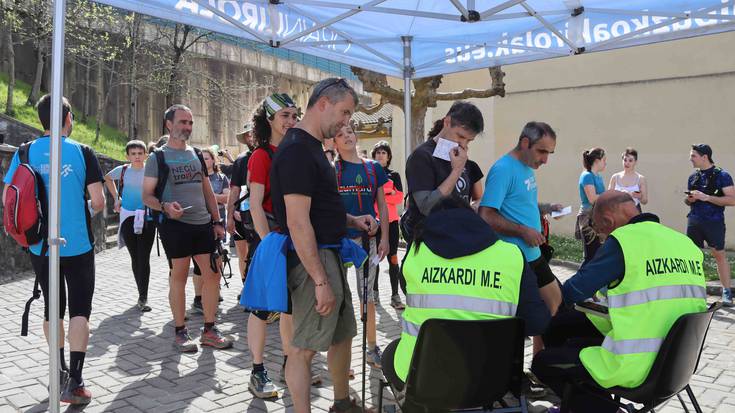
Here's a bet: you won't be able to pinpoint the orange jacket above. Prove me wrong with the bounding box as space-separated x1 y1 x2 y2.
375 179 403 223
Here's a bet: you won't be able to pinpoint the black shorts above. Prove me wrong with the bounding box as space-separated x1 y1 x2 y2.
687 218 726 251
530 256 558 288
30 250 95 321
159 220 217 259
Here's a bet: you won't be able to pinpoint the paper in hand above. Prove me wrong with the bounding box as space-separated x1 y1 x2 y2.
551 206 572 218
432 137 459 161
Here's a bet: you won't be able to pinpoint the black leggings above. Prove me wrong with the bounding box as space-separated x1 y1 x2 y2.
31 250 95 321
120 217 156 301
374 221 406 296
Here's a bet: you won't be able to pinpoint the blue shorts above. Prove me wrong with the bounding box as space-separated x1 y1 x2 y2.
687 217 726 251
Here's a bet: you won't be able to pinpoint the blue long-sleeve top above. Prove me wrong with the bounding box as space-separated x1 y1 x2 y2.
562 213 660 305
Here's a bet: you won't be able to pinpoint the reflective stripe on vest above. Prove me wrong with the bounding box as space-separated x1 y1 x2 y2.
608 284 706 309
406 294 517 317
602 337 664 355
402 319 421 337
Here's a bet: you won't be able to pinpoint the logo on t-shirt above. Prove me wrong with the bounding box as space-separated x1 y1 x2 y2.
524 176 537 191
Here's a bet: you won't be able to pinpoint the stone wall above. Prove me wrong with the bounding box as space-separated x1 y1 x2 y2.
0 112 44 147
0 139 122 283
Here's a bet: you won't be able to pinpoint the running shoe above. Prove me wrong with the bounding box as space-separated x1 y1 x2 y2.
249 369 278 398
60 377 92 405
200 326 233 349
49 369 69 394
328 397 376 413
190 300 204 315
723 288 734 307
137 298 151 312
174 328 198 353
367 345 382 368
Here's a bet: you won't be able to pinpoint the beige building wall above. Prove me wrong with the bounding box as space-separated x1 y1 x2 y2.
390 31 735 248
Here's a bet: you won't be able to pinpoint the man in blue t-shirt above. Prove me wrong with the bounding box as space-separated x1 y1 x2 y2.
479 121 564 352
2 95 105 405
334 124 389 369
686 144 735 306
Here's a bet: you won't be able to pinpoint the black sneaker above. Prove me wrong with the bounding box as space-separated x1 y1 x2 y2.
137 298 151 312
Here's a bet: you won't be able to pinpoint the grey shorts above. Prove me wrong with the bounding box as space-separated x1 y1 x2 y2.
351 237 378 304
287 248 357 352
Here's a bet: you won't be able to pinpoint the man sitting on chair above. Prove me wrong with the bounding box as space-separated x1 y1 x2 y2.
382 197 550 390
532 191 707 412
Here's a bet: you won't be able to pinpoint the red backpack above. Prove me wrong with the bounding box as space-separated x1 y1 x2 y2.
3 143 47 248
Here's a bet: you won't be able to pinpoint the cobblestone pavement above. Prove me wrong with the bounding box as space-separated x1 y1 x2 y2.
0 247 733 412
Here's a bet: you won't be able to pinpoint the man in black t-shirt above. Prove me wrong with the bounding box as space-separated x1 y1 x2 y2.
270 78 376 413
403 101 485 243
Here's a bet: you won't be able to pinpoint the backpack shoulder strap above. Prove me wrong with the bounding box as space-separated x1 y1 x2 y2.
18 142 31 164
193 147 207 172
153 148 168 200
118 164 129 199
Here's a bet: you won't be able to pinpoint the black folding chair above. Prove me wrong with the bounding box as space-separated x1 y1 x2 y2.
562 302 722 413
379 318 528 413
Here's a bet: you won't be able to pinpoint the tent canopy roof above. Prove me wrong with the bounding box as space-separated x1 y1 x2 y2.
95 0 735 79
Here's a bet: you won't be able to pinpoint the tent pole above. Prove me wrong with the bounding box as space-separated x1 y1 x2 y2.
48 0 67 411
402 36 412 161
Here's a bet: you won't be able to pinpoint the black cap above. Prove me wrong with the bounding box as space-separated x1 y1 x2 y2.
692 144 713 161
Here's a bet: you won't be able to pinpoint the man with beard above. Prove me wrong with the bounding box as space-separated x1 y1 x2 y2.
143 104 232 352
270 78 376 413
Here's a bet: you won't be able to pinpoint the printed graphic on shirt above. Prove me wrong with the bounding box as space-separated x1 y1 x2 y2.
168 157 203 185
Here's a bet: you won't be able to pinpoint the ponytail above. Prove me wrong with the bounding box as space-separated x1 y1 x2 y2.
427 119 444 139
583 147 605 171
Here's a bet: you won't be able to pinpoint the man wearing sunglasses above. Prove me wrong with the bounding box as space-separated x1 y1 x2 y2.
270 78 377 413
531 191 706 412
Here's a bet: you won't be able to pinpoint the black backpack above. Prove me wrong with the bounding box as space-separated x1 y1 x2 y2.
233 146 277 234
690 166 725 197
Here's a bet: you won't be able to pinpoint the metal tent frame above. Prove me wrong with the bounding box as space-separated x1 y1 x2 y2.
43 1 735 411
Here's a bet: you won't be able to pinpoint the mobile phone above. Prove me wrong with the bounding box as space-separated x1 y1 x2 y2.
684 191 692 195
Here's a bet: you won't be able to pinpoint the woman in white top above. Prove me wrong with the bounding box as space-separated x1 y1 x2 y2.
608 147 648 211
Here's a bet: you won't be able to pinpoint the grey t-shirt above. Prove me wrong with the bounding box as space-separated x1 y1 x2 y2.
144 145 211 225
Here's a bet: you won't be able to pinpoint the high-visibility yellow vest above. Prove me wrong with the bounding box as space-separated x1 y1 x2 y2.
395 240 524 381
580 221 707 388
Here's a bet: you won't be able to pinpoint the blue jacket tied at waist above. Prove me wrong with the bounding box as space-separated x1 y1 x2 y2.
240 233 368 312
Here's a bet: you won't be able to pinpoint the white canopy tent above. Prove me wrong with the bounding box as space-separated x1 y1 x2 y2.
43 0 735 410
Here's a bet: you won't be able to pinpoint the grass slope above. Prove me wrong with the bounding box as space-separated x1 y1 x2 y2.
0 73 127 161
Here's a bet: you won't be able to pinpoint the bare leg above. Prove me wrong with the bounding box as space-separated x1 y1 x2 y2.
43 319 66 350
280 313 293 359
286 346 316 413
328 337 352 401
67 316 89 352
170 257 191 326
193 274 203 298
712 249 732 289
247 314 267 363
235 240 248 281
193 254 220 324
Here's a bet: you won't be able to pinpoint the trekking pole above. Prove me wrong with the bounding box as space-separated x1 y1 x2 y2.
361 231 370 412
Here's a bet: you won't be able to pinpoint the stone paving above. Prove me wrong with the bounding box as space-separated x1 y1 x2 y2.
0 247 733 413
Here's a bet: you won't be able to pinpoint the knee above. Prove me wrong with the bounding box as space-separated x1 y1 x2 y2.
289 346 316 361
